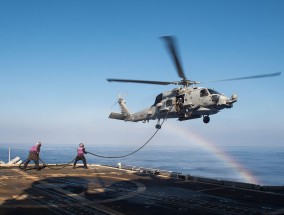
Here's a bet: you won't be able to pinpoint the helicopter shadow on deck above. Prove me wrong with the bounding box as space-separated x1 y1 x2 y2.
2 167 284 215
0 168 201 215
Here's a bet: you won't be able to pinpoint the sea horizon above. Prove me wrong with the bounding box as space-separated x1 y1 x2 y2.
1 144 283 186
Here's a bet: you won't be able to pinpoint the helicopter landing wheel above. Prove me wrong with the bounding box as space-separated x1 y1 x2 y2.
203 116 210 124
155 124 162 129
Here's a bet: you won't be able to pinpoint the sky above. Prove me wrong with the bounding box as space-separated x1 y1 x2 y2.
0 0 283 150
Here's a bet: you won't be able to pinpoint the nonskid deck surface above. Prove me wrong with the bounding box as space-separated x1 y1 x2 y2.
0 164 284 215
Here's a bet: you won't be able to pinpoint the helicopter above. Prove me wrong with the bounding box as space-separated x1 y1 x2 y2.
107 36 281 129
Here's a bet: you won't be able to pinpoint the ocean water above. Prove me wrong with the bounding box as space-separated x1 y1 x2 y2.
1 144 283 186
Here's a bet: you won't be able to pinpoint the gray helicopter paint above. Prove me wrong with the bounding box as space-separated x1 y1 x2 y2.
109 86 237 124
107 36 280 127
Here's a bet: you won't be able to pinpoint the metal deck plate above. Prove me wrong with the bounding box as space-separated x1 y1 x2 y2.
1 165 284 215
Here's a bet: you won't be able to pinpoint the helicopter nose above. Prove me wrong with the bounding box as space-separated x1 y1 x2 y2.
224 94 238 108
231 94 238 101
217 95 228 105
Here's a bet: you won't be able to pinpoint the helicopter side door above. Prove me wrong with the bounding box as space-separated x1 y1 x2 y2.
175 94 185 113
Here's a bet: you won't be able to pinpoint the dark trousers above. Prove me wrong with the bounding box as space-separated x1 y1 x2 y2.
73 155 87 168
24 152 39 170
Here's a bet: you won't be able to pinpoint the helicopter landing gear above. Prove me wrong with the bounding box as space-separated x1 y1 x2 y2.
203 115 210 124
155 119 162 129
155 124 162 129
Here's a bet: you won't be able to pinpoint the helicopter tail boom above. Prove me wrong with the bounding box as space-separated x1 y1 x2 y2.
109 112 126 120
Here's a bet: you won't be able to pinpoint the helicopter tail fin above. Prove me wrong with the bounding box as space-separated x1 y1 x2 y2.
109 97 130 120
117 97 130 117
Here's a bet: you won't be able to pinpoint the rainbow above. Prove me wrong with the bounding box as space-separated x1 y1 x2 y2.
164 122 259 184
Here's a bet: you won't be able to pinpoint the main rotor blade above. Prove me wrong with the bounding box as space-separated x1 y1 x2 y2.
161 36 187 80
107 78 172 85
204 72 281 83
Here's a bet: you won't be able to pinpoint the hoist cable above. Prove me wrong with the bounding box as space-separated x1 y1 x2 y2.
87 105 174 159
39 157 76 170
17 105 174 169
18 157 76 170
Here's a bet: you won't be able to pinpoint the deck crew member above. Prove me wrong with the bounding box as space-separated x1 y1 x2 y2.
23 141 42 171
73 143 88 169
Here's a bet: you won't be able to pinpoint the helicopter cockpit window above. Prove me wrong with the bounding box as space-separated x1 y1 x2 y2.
153 93 163 106
200 89 209 97
208 89 221 95
166 99 172 107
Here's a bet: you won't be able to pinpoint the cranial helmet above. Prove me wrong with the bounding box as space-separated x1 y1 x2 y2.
37 141 42 146
79 143 84 147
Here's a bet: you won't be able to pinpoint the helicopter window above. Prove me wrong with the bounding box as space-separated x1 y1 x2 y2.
153 93 163 106
200 89 209 97
166 99 172 107
207 89 220 95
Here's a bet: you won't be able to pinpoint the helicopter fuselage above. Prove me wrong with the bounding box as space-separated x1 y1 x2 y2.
109 87 237 125
107 36 279 128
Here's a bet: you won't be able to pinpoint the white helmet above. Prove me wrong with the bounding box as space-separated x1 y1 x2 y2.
37 141 42 146
79 143 84 147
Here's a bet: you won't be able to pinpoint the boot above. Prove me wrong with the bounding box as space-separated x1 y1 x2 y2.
23 163 28 171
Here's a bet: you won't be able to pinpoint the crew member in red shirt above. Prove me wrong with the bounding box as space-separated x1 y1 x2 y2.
23 141 42 171
73 143 88 169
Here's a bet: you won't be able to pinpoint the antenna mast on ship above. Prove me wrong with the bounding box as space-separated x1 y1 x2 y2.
9 146 10 163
